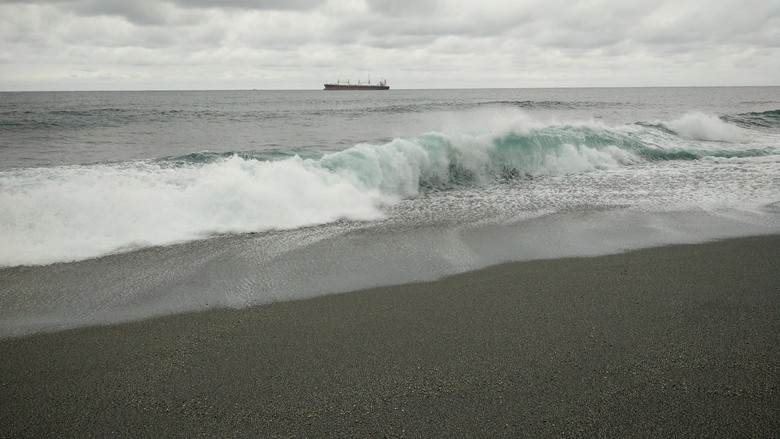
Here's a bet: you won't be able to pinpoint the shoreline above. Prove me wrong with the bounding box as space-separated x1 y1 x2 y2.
2 235 779 436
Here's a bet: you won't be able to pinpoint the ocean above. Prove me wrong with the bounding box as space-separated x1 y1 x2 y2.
1 87 779 336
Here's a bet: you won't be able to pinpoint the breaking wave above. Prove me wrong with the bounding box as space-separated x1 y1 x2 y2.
663 111 747 142
0 114 774 267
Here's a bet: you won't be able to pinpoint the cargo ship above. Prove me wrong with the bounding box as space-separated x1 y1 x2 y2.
324 78 389 90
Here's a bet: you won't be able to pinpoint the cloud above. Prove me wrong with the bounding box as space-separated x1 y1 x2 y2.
175 0 327 10
3 0 328 25
0 0 778 90
364 0 442 16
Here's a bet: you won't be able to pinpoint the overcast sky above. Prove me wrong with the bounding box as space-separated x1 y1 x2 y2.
1 0 778 90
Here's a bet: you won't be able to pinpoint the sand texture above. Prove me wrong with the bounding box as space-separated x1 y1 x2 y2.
1 235 779 437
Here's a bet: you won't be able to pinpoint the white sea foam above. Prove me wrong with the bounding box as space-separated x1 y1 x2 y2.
0 156 385 266
664 111 746 142
1 115 762 267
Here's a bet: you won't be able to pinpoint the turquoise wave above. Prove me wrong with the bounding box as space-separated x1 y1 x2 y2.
318 121 773 194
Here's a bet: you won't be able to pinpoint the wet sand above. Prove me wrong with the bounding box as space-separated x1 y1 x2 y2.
1 235 779 437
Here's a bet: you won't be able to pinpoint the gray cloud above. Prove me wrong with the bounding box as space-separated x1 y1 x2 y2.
3 0 327 25
174 0 327 9
70 1 172 26
365 0 442 16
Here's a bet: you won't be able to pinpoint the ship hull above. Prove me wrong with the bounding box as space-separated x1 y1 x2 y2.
324 84 389 90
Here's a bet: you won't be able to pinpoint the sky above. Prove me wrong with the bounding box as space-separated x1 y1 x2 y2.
1 0 778 90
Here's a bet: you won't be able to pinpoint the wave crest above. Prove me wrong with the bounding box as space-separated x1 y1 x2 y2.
0 115 772 267
663 111 746 142
321 124 645 196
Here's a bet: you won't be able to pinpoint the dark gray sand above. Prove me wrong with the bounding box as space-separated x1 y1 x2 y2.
1 235 779 437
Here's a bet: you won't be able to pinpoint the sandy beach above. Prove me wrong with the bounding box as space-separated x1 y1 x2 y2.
1 235 779 437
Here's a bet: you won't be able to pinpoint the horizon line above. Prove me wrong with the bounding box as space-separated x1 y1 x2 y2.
2 84 779 93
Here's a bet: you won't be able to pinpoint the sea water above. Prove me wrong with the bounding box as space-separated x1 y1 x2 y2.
1 87 779 336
